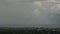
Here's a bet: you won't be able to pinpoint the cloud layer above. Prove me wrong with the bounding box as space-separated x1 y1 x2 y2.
0 0 60 27
31 0 60 27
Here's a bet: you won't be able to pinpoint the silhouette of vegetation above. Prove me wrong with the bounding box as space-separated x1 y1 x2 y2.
0 27 60 34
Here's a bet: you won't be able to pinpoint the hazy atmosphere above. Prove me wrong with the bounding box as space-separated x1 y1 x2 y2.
0 0 60 27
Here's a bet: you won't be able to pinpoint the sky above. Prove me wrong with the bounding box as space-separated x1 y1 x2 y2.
0 0 60 27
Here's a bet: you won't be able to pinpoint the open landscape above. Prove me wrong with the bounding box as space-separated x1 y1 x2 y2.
0 27 60 34
0 0 60 34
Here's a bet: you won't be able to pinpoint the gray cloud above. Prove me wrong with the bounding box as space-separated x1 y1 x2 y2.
0 0 60 27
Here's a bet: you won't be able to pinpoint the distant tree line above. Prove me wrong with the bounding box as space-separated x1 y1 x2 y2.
0 27 60 34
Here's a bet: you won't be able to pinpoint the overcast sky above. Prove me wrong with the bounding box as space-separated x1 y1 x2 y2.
0 0 60 27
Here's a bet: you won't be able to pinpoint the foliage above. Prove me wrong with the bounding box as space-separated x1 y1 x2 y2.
0 27 60 34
